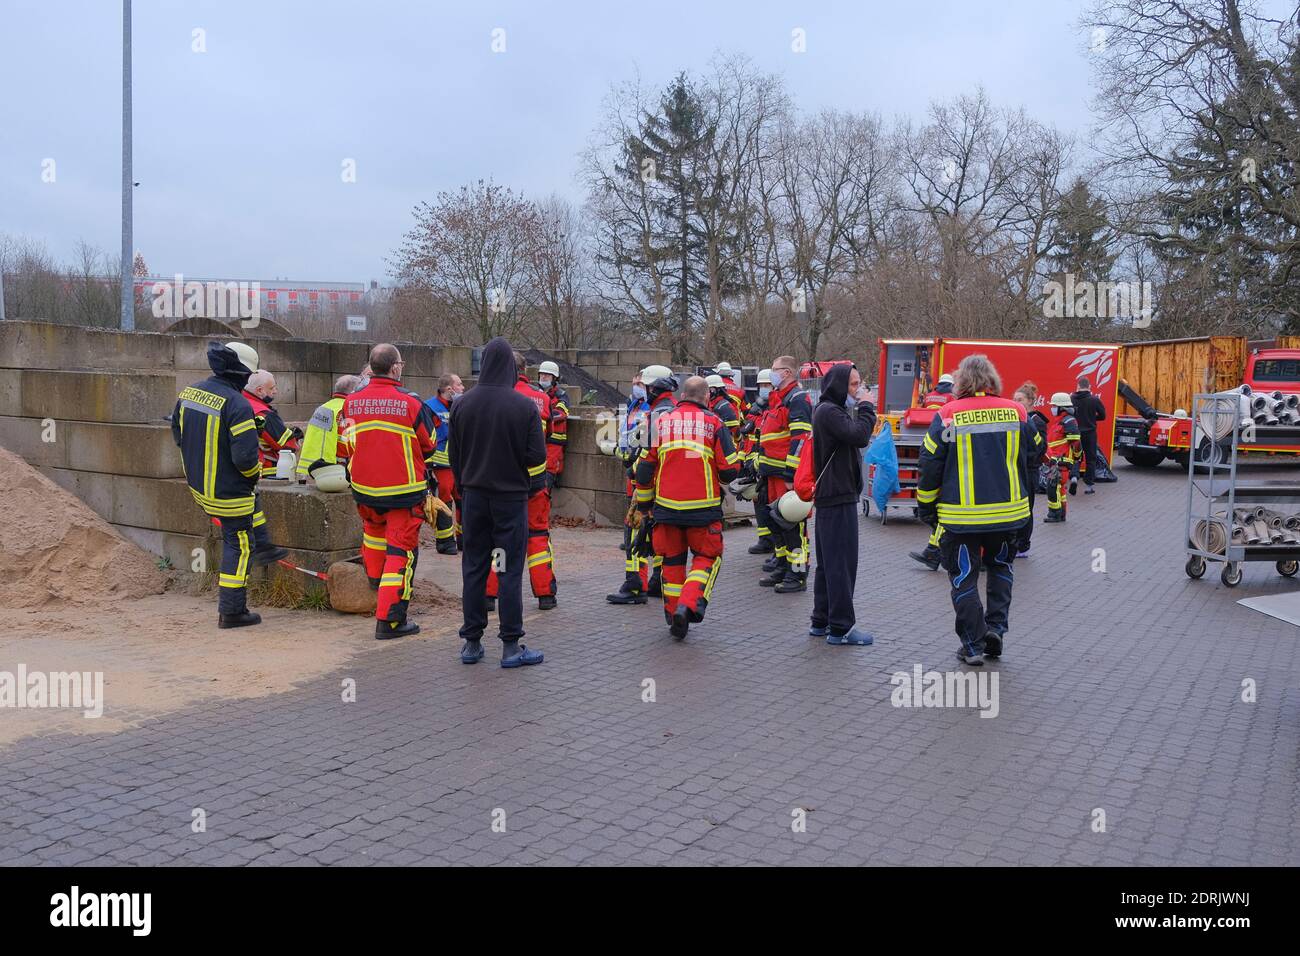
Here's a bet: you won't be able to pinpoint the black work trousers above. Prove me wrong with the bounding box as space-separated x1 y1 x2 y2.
940 530 1017 657
811 501 860 635
459 489 527 643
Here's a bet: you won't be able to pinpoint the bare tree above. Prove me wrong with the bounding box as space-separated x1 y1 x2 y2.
391 180 541 343
528 195 589 350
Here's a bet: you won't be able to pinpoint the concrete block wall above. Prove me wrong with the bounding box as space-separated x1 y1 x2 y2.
0 320 449 577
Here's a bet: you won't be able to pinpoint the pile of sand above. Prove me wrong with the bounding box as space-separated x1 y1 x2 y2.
0 447 167 609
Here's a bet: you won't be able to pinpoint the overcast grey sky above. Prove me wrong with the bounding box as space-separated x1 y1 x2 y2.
2 0 1099 282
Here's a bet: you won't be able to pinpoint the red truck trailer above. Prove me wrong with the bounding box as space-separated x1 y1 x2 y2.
878 337 1121 454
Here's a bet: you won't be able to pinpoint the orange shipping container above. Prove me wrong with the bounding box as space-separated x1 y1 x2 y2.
1116 336 1246 417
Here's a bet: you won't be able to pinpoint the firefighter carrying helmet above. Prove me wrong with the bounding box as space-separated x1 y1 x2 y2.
772 489 814 528
538 360 560 378
226 341 259 374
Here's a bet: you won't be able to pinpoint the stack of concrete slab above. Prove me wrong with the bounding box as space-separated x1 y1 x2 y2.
0 320 472 580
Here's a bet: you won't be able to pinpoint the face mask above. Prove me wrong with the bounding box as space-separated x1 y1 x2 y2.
632 385 647 401
845 395 857 409
758 386 771 400
539 376 553 390
770 371 784 389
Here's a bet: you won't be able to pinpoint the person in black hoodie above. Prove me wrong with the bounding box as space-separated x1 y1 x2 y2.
1071 376 1107 493
172 341 287 628
808 363 877 646
449 337 548 668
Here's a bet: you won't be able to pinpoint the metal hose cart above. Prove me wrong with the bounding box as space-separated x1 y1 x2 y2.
1184 392 1300 586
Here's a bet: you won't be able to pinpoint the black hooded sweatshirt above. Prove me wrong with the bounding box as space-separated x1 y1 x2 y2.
811 363 878 506
448 337 547 499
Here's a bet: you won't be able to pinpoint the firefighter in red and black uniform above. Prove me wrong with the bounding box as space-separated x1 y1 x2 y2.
1043 392 1082 523
910 372 958 570
172 341 288 629
917 354 1037 665
715 362 748 418
705 374 741 443
756 355 813 592
741 368 774 557
242 370 300 479
635 375 741 639
486 352 558 610
538 360 568 486
343 344 437 640
921 372 956 410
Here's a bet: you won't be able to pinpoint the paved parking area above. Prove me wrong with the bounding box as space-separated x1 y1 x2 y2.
2 462 1297 865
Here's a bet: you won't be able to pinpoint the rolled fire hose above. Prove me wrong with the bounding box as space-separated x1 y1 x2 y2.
1192 519 1228 555
1287 394 1300 409
1252 395 1269 412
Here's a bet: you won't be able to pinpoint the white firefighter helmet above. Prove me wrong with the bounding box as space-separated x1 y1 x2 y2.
938 372 954 385
538 360 560 378
1050 391 1073 410
775 490 814 524
705 374 725 389
641 364 677 392
227 341 259 374
310 463 349 493
597 439 618 456
756 368 772 385
716 361 733 373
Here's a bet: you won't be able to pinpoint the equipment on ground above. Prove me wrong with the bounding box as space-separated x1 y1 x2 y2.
310 462 349 493
1184 392 1300 587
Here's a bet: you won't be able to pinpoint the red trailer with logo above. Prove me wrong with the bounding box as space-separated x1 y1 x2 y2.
871 338 1122 521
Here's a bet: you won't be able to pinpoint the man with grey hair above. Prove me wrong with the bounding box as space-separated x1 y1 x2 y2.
242 368 300 479
917 354 1038 666
296 374 362 481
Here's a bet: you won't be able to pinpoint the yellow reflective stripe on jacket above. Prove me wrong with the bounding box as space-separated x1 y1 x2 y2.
352 421 416 437
349 478 426 496
916 486 940 504
204 415 219 499
429 449 451 467
230 419 256 437
527 462 547 478
923 433 938 455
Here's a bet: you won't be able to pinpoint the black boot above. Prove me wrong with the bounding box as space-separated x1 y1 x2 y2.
1044 510 1065 524
669 605 690 640
376 619 420 640
538 595 557 610
646 570 662 597
251 544 288 566
606 577 647 604
436 540 458 555
774 571 807 593
747 539 774 555
762 553 782 573
218 610 261 629
908 546 941 571
759 560 787 587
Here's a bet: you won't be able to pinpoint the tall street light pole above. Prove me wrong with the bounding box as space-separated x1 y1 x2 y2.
120 0 134 330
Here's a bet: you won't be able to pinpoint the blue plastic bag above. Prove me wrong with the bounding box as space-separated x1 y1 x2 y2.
865 426 900 514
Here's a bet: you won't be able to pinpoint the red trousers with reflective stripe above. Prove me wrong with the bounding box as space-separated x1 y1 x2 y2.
487 489 555 598
357 504 423 623
652 521 723 621
433 467 458 541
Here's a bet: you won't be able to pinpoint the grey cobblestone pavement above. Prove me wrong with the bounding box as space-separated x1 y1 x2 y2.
2 462 1297 866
